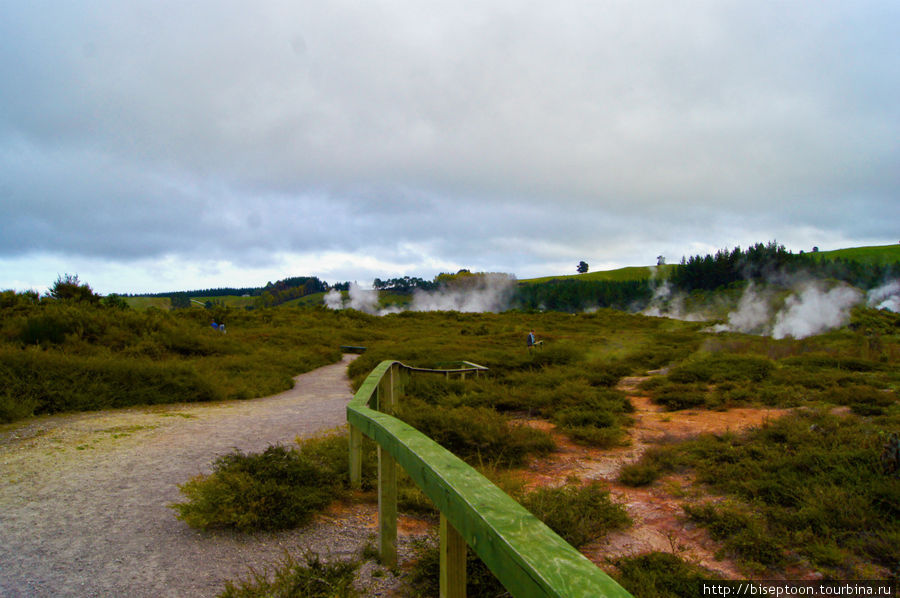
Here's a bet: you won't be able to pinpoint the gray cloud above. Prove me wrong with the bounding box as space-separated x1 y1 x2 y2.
1 1 898 293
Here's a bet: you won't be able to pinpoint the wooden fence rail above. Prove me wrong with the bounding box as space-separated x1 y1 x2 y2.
347 360 632 598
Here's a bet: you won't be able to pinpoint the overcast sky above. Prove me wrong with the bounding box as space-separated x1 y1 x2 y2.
1 1 898 294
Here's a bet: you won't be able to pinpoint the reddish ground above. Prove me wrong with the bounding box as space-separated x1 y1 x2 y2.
515 375 796 578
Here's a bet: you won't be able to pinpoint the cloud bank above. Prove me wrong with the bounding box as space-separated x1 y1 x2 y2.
1 2 898 293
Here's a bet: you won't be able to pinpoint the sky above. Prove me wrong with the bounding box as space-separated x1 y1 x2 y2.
1 1 898 295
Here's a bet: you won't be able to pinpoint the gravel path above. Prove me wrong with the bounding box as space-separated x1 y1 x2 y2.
0 354 402 597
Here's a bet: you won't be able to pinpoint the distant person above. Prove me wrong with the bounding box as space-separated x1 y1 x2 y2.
527 329 543 350
219 323 226 334
211 320 218 330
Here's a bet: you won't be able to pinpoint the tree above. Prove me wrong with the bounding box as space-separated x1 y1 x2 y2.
577 261 589 274
101 293 130 309
48 274 100 304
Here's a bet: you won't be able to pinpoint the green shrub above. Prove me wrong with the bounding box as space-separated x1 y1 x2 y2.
624 412 900 574
564 425 627 448
170 430 376 533
171 445 339 531
397 398 555 467
219 552 358 598
668 354 775 384
518 480 631 548
683 503 786 569
614 552 717 598
652 383 708 410
618 462 662 486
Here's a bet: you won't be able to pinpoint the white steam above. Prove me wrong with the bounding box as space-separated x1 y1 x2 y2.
709 283 773 335
410 273 515 312
323 274 516 314
770 282 862 339
867 280 900 313
650 278 869 340
322 282 380 314
323 288 343 309
642 280 709 322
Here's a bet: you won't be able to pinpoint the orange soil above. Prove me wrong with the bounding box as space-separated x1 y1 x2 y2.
515 376 798 579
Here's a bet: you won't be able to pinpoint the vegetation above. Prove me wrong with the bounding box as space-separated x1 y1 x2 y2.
170 431 376 532
218 552 359 598
613 552 718 598
0 293 348 423
671 241 900 293
618 411 900 576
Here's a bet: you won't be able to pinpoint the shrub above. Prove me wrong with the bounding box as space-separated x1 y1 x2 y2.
683 503 786 569
651 383 708 411
518 480 631 548
397 398 555 467
668 354 775 384
614 552 717 598
171 431 377 533
219 552 359 598
171 444 341 532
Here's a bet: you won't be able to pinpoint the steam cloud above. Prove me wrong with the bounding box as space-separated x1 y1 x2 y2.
652 278 879 340
323 274 516 315
770 283 862 339
867 280 900 313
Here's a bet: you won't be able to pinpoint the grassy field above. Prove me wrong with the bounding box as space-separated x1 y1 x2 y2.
813 243 900 266
123 296 172 310
520 264 677 284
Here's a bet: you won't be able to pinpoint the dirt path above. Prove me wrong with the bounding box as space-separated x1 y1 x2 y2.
0 354 397 598
519 375 793 578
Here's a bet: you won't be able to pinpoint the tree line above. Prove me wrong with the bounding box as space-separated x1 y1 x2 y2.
670 242 900 292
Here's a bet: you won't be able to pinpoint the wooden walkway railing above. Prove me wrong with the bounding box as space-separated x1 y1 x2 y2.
347 360 632 598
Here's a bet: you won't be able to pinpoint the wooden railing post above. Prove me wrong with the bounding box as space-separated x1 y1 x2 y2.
440 514 467 598
349 426 362 489
377 363 401 567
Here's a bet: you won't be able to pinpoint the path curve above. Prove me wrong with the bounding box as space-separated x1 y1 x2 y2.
0 354 372 598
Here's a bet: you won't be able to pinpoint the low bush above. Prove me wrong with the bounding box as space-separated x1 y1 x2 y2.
396 398 555 467
651 383 708 411
170 431 376 532
219 552 359 598
683 502 786 569
614 551 718 598
668 354 775 384
518 480 630 548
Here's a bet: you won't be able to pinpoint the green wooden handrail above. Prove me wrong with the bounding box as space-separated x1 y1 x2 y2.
347 360 632 598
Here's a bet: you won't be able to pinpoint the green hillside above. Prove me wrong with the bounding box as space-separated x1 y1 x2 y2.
124 296 171 310
813 244 900 266
521 264 676 285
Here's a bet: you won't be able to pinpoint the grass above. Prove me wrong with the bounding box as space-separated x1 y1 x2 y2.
520 264 677 284
813 244 900 266
218 552 359 598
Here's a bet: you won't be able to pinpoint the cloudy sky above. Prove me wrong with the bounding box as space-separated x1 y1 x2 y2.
1 1 898 295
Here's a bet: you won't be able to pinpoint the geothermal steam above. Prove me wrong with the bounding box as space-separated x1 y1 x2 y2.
324 274 516 315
